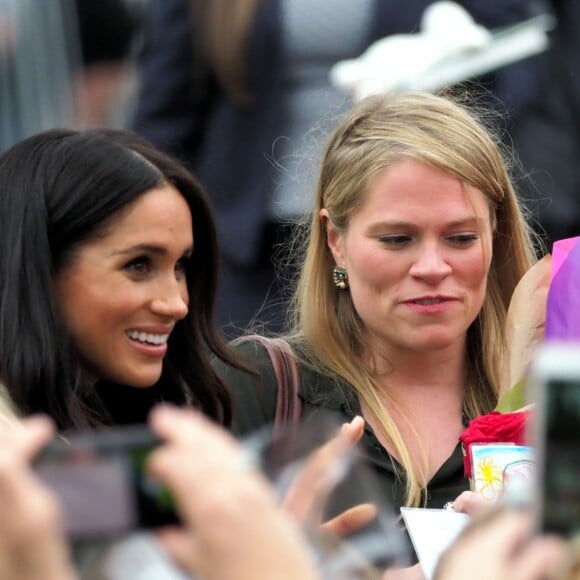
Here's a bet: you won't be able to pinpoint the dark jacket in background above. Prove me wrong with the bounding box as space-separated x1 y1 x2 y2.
511 0 580 246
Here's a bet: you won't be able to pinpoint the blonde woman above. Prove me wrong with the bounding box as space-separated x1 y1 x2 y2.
215 90 540 522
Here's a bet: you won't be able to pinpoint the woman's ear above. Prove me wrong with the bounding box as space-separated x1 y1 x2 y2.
319 208 345 266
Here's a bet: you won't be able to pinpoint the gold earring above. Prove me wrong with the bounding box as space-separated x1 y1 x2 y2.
333 266 349 289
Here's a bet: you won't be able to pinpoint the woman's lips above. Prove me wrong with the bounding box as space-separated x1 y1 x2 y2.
403 296 458 313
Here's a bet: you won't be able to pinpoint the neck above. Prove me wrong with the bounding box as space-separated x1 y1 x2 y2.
362 341 468 483
369 341 467 404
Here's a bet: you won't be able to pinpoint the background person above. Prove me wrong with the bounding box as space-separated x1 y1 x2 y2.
510 0 580 248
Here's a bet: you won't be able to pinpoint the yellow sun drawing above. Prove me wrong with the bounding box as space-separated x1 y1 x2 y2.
475 457 504 501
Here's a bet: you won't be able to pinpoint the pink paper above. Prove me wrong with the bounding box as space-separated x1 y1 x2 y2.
551 237 579 281
546 237 580 341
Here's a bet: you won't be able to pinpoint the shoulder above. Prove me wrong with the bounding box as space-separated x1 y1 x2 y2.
211 338 281 438
212 337 276 386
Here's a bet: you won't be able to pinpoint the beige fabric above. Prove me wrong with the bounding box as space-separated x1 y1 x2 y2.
0 384 20 426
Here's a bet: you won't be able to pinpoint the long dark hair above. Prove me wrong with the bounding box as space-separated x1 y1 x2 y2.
0 128 236 429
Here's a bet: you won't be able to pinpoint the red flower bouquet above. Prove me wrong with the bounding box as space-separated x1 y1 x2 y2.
459 410 531 479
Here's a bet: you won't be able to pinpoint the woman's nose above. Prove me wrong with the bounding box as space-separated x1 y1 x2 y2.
409 243 452 281
150 278 189 320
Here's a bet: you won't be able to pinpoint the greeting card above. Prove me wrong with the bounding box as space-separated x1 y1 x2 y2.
469 443 534 502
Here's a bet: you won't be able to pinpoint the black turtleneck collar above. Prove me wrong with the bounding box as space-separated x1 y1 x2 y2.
95 382 170 426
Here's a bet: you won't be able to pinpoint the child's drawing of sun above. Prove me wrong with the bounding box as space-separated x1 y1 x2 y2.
475 457 504 501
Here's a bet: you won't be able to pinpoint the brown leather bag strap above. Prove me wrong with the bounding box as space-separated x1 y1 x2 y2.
243 335 302 436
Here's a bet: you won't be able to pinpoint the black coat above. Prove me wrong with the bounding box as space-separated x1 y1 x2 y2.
511 0 580 246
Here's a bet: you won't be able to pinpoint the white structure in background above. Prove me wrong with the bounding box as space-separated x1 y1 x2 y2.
330 1 555 101
0 0 80 151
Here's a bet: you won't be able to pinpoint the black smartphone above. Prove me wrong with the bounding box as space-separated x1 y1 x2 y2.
34 425 179 542
529 343 580 537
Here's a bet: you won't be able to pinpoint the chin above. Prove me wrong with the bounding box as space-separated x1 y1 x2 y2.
120 370 163 388
127 381 159 389
412 334 458 352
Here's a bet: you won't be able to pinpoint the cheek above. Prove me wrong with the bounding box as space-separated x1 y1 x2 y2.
458 249 491 295
180 278 190 307
348 248 376 290
348 244 406 290
61 283 140 339
346 247 407 318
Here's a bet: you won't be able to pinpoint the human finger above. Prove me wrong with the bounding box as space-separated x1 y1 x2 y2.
320 503 378 535
383 562 426 580
149 404 239 454
280 416 362 525
509 536 567 580
0 415 55 461
452 490 489 516
340 415 365 445
0 450 74 580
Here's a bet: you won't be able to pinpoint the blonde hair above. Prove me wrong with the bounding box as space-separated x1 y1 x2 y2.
289 91 538 506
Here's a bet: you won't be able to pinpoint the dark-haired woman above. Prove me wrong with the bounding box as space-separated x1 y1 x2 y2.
0 127 242 430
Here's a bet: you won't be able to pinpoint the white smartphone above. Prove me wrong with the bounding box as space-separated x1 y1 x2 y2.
528 342 580 537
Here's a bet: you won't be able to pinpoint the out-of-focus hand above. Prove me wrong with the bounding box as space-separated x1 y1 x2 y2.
280 415 375 535
148 405 319 580
0 415 76 580
434 509 565 580
452 490 489 516
383 562 426 580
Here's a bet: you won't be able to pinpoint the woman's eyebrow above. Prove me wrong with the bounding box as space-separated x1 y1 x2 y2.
368 217 485 231
111 243 194 256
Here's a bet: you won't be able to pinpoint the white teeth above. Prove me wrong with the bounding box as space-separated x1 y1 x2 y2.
126 330 169 345
415 298 443 305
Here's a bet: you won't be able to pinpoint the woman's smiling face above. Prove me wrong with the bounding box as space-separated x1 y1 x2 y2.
52 183 193 387
324 158 494 356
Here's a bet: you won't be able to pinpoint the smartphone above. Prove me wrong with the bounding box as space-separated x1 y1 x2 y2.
528 342 580 537
34 425 179 542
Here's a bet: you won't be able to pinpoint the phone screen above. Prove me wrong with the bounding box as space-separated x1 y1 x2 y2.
541 378 580 536
34 426 179 542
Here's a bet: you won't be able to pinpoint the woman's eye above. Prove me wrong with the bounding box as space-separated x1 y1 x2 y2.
379 235 412 248
175 256 190 277
125 257 151 275
447 233 479 245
